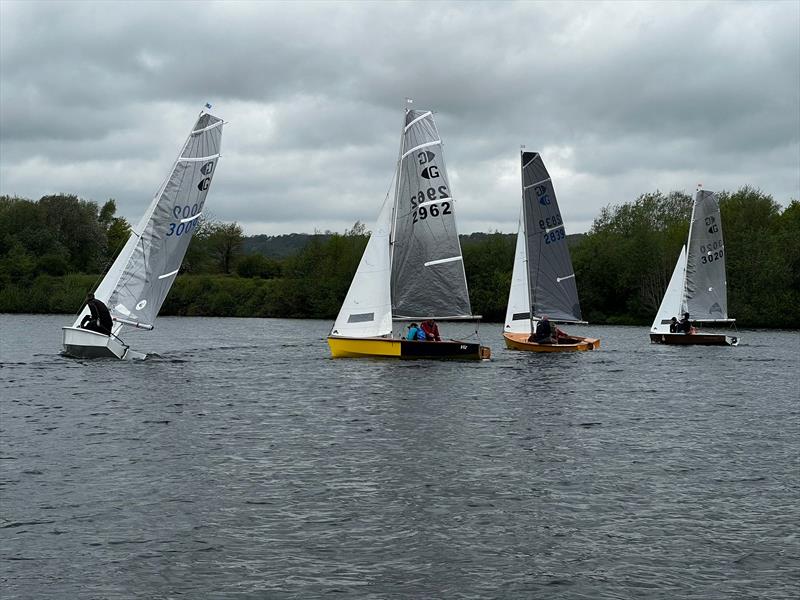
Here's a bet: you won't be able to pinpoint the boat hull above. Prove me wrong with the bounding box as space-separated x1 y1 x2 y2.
503 332 600 352
61 326 145 360
649 332 738 346
327 336 490 359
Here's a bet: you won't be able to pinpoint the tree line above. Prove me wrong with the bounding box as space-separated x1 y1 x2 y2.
0 189 797 327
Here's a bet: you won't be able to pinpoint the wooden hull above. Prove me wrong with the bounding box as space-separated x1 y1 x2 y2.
649 332 739 346
503 332 600 352
328 336 491 359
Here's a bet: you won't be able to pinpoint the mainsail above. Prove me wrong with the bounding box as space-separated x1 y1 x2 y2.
72 111 223 331
521 151 582 323
390 109 473 320
683 190 729 321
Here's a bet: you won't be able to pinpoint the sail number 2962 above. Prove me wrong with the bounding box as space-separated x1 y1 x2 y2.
411 186 452 223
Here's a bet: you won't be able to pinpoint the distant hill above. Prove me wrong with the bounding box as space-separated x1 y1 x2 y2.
243 231 586 259
243 233 331 258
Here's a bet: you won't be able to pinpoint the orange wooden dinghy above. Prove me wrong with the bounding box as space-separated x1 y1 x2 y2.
503 332 600 352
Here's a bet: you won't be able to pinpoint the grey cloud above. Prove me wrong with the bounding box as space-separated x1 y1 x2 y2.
1 0 797 237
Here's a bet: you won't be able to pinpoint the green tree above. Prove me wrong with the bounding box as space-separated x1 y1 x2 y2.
236 253 282 279
206 221 244 274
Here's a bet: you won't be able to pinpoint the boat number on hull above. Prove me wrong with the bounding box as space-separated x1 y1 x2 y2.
166 203 201 237
411 186 451 223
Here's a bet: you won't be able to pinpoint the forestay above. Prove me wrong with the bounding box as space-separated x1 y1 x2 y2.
521 151 582 323
72 112 223 331
683 190 729 321
390 109 473 320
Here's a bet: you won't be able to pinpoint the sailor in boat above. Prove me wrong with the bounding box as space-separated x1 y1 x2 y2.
407 322 426 341
80 293 113 335
421 320 442 341
677 312 693 334
669 317 679 333
529 315 556 344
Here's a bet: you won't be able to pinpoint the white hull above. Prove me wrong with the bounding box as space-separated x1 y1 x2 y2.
61 327 145 360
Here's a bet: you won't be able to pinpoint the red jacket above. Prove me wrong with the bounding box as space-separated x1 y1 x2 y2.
421 321 441 341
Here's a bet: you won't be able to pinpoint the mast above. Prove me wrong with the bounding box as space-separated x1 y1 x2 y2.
389 98 412 272
681 187 699 314
521 148 537 332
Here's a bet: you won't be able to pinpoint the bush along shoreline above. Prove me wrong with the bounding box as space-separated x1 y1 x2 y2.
1 189 798 328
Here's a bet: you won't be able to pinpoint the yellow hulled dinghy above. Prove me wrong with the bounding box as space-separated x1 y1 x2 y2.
327 101 490 360
502 151 599 353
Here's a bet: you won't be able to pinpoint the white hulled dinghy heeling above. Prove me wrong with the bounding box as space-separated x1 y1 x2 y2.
328 102 490 359
61 110 224 359
503 150 599 352
650 189 738 346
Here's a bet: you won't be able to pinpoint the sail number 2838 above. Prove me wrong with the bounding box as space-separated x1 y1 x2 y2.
411 186 452 223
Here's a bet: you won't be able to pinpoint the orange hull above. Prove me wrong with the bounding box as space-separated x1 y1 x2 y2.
503 332 600 352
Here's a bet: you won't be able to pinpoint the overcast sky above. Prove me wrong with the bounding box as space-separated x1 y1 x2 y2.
1 0 798 236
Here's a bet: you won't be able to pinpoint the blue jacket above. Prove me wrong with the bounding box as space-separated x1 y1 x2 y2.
407 326 420 341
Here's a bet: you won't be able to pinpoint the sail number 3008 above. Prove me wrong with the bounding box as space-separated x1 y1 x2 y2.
411 186 452 223
166 203 201 237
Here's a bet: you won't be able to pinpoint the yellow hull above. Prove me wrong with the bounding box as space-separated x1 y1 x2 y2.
327 336 402 358
327 336 489 359
503 332 600 352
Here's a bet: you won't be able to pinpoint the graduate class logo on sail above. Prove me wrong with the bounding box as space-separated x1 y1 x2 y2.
197 178 211 191
421 166 440 179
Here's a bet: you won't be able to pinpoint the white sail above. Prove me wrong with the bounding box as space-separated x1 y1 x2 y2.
330 194 394 338
71 111 223 334
651 245 687 333
504 212 532 333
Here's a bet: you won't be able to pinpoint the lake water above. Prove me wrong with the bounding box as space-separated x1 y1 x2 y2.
1 314 798 599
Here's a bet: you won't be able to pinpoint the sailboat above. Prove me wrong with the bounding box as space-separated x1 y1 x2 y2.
327 103 490 359
650 189 738 346
62 109 224 359
503 151 600 352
